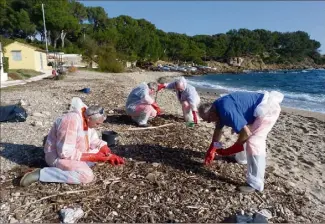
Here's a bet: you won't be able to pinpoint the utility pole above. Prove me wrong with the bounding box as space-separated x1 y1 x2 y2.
42 3 48 54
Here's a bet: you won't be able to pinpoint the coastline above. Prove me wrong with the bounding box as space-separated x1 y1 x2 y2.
0 70 324 223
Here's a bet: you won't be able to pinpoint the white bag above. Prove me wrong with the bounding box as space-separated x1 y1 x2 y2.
235 143 247 164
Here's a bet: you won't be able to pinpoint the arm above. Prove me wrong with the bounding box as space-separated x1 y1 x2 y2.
88 128 110 154
204 127 223 165
212 127 223 143
236 125 252 144
56 115 81 160
216 126 251 156
143 94 155 105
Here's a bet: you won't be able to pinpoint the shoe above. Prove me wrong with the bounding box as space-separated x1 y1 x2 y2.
137 124 149 128
238 184 256 194
20 168 41 187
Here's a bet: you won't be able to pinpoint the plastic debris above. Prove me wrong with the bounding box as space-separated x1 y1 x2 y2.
60 207 84 223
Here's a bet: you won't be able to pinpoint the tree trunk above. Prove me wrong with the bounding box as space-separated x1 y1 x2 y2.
60 30 67 48
47 30 51 46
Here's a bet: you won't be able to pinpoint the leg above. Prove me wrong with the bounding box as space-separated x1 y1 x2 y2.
132 104 157 126
243 108 281 192
40 159 94 184
181 101 192 122
20 160 95 187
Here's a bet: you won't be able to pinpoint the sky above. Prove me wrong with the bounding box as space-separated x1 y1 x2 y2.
81 1 325 53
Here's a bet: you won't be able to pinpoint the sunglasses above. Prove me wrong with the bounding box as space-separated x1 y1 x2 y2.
88 108 105 117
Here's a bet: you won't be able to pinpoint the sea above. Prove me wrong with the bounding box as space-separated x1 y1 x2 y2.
186 69 325 114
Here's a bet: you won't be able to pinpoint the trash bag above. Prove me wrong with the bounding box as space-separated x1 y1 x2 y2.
0 105 28 122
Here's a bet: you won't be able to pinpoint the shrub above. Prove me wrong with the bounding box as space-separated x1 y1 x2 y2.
98 57 124 73
3 57 9 72
54 74 66 80
68 66 77 73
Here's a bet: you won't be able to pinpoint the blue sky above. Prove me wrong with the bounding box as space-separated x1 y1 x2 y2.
81 1 325 53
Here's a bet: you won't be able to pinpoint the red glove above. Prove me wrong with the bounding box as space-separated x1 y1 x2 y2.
106 154 125 166
157 84 166 91
99 145 111 156
152 102 162 115
192 111 198 124
216 143 244 156
204 142 217 165
80 152 111 163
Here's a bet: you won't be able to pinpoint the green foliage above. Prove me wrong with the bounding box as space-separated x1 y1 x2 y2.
3 57 9 72
0 0 323 66
97 45 124 73
8 69 42 79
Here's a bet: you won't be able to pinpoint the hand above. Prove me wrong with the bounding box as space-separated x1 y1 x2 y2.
204 142 217 165
99 145 111 156
106 154 125 166
80 152 111 163
152 102 162 115
217 142 244 156
157 84 166 91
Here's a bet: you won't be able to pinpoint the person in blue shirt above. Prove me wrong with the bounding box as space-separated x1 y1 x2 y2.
198 91 284 193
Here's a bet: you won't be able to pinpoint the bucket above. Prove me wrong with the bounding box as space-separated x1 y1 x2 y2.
81 88 90 94
102 131 118 147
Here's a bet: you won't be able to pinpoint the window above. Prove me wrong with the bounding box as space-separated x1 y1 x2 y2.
11 51 22 61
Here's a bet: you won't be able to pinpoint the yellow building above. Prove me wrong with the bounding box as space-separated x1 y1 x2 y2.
4 41 52 72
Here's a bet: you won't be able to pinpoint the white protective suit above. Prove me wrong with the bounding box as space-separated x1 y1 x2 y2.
40 97 107 184
166 77 200 122
125 83 157 125
234 91 284 191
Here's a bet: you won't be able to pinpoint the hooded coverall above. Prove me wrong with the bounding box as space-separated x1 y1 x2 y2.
40 102 107 184
125 83 157 125
214 91 283 191
166 77 200 122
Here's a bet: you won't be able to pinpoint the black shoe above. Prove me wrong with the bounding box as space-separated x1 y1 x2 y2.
20 168 40 187
238 184 256 194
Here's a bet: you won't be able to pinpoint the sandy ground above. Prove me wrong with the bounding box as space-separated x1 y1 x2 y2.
0 70 324 223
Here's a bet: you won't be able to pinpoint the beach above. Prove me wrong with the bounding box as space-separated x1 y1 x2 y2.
0 70 324 223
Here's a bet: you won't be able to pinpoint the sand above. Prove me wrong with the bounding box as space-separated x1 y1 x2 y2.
0 70 324 222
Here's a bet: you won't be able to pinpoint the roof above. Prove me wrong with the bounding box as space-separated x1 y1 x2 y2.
5 41 47 53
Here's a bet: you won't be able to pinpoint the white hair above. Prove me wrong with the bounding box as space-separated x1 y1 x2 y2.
198 103 212 118
85 105 106 121
147 82 158 91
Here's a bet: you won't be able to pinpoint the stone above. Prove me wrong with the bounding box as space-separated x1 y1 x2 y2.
152 162 160 167
257 209 272 219
32 112 46 118
18 99 27 106
42 111 51 116
146 173 157 182
31 121 43 127
108 110 114 114
9 217 18 223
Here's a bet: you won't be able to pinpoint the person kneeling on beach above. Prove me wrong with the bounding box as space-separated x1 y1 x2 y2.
126 82 162 127
158 77 200 125
198 91 284 193
20 98 125 187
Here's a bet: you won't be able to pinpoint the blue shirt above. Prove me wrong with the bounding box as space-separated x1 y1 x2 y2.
213 92 264 133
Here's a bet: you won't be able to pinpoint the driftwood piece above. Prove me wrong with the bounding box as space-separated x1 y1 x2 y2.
127 123 175 131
